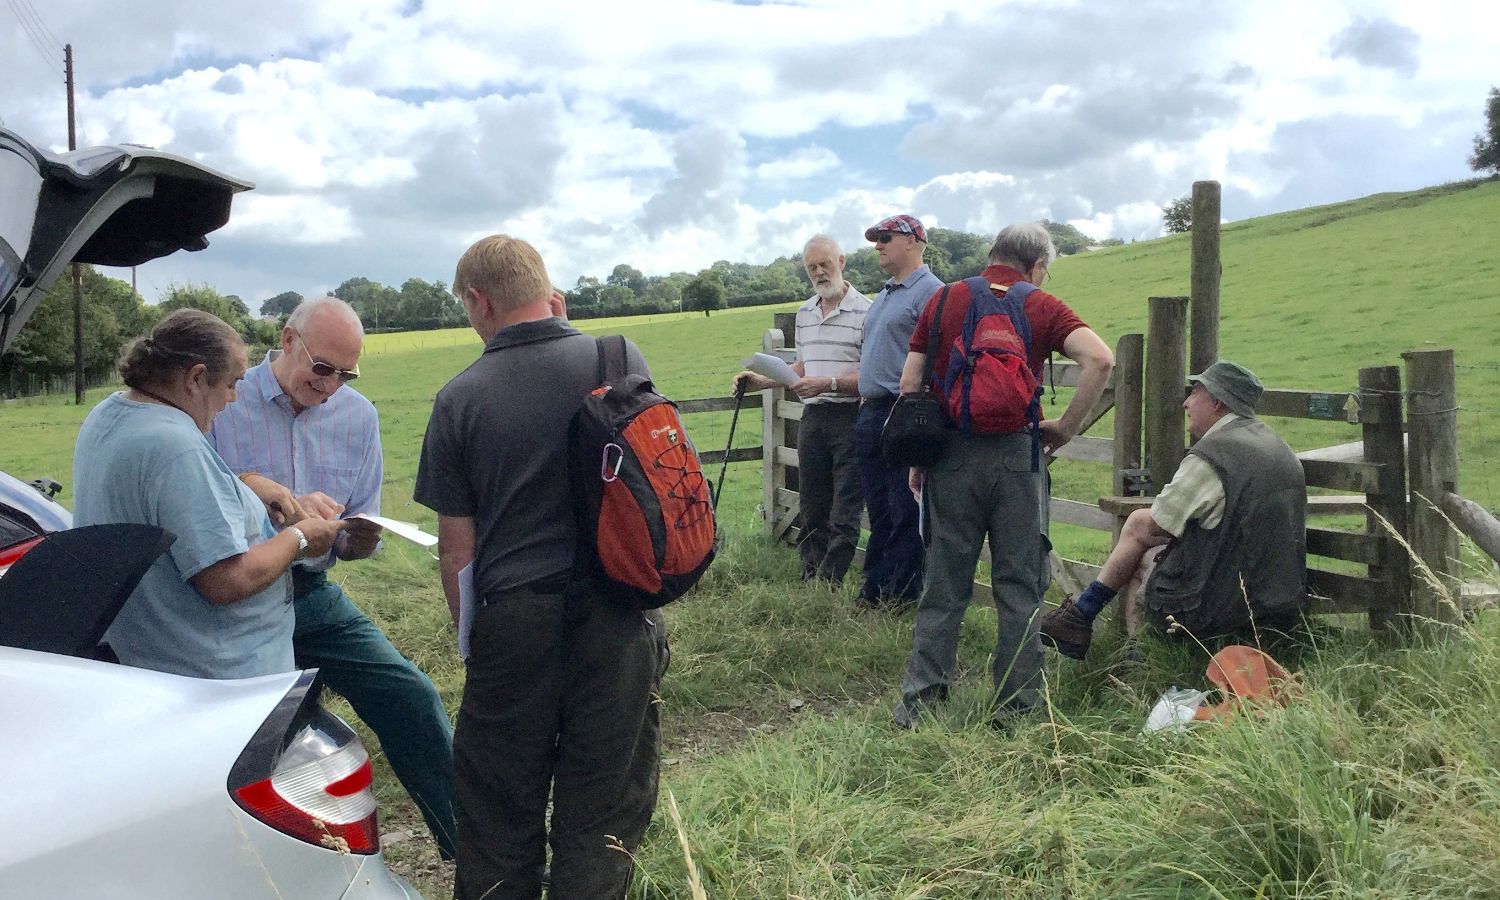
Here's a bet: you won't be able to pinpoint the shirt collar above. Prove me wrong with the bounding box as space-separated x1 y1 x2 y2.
483 316 581 353
1201 411 1242 441
248 351 290 404
800 283 863 313
884 264 933 292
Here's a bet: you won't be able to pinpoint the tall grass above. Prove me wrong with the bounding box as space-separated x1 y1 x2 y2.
5 181 1500 897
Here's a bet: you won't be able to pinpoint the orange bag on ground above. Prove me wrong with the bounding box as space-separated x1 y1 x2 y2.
1192 645 1292 721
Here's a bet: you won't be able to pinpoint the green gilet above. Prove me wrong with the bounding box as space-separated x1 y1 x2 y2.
1142 417 1308 634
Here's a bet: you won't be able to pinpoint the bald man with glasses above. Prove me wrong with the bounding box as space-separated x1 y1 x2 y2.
212 296 457 860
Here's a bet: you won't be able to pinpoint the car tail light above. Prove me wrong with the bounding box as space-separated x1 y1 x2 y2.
228 672 380 854
0 536 44 578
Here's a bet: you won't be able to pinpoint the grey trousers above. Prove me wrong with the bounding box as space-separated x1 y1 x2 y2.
795 402 863 582
900 432 1051 715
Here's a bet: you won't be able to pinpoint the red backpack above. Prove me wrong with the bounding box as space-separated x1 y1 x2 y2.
937 276 1043 465
570 336 716 609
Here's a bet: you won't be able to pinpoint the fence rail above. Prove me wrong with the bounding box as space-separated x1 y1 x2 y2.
677 306 1485 633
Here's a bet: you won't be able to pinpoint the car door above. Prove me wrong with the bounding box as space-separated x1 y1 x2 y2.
0 126 253 352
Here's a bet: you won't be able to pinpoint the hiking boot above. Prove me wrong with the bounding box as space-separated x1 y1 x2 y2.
1039 597 1093 660
892 686 948 730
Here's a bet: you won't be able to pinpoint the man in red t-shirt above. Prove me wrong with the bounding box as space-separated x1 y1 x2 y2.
892 222 1114 729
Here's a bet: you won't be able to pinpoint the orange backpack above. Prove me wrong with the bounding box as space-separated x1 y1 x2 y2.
569 336 716 609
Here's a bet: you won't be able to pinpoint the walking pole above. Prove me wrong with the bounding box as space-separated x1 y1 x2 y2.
713 383 747 509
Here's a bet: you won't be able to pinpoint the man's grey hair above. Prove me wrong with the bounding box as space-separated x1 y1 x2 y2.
803 234 842 257
286 296 364 337
988 222 1058 271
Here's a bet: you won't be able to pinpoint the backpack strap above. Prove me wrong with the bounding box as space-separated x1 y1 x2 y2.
918 286 950 392
595 335 630 385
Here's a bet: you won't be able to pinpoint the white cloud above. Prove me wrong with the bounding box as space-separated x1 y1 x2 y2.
4 0 1495 298
754 147 841 183
220 194 360 244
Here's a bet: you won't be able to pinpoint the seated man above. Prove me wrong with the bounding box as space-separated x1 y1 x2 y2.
1040 361 1307 659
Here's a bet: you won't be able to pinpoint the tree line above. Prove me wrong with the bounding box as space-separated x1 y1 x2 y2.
0 223 1101 392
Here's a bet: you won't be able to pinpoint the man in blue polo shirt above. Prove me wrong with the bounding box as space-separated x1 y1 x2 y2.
212 296 456 860
854 214 944 608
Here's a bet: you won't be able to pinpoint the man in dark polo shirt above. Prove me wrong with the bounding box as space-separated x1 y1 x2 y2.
414 235 666 900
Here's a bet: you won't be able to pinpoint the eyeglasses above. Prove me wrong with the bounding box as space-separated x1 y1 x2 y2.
297 336 360 382
873 231 896 245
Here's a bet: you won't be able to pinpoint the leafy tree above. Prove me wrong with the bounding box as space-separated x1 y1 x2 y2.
842 248 886 295
338 279 401 332
397 278 457 329
569 275 603 314
681 271 726 317
1162 196 1192 234
642 276 684 313
160 283 249 331
1042 220 1095 256
606 264 647 297
333 277 374 303
259 291 303 318
2 274 120 379
1470 86 1500 175
927 228 989 280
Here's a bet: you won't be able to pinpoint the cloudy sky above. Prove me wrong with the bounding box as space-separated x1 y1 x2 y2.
3 0 1494 307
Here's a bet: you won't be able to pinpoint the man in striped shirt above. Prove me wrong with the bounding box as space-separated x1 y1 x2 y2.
734 234 870 584
212 297 456 859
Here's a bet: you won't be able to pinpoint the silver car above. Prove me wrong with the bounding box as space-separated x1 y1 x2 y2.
0 127 421 899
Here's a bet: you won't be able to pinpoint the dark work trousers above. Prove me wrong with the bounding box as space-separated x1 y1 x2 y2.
291 570 457 859
796 401 864 583
453 585 666 900
854 397 925 603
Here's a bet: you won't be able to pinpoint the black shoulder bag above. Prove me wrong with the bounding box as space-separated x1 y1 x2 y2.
878 286 952 467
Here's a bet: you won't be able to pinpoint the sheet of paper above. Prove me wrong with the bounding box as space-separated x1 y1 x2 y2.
743 351 799 387
457 562 476 660
349 513 438 548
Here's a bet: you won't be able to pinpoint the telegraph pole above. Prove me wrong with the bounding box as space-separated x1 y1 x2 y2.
66 44 85 404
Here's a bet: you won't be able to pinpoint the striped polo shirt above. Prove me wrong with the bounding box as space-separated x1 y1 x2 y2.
795 285 870 405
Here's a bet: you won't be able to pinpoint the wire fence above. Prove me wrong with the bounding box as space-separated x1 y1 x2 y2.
1 370 116 402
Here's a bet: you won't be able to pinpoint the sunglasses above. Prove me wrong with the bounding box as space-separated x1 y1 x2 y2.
873 231 897 244
297 337 360 382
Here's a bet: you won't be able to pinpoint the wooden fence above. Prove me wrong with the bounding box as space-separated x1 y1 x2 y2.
677 182 1497 632
677 308 1490 633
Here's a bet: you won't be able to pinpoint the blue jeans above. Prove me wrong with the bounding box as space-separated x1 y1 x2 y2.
854 398 925 602
293 570 457 858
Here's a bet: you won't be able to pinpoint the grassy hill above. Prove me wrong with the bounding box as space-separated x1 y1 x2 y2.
3 178 1499 897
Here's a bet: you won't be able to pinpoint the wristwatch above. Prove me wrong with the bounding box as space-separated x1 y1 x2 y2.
830 376 839 394
290 526 310 559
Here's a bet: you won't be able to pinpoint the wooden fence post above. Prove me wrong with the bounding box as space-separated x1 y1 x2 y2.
761 327 787 538
772 311 800 495
1189 180 1222 375
1359 365 1409 633
1403 348 1461 627
1111 333 1144 498
1144 296 1188 495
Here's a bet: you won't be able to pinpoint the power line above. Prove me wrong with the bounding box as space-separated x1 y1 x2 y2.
13 0 59 48
3 0 64 79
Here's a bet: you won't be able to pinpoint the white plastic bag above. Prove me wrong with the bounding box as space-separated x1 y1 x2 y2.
1143 686 1210 734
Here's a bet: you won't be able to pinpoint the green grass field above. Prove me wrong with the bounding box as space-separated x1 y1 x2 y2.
4 179 1500 897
